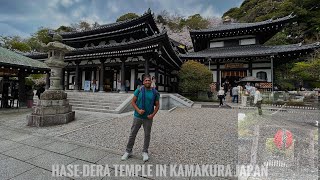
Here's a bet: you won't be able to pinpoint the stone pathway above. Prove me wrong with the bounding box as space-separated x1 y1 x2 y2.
0 106 318 180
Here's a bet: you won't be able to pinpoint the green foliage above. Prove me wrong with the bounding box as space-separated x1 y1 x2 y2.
116 13 139 22
291 57 320 81
0 36 31 52
56 25 74 32
183 14 209 30
223 0 320 43
25 77 35 88
32 27 53 45
178 60 212 94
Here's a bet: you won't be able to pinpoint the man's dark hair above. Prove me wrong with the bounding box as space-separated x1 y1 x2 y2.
143 74 151 81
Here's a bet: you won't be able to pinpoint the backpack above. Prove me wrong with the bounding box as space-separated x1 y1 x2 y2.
137 86 159 110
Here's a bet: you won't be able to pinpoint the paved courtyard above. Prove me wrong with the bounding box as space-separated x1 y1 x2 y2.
0 106 318 179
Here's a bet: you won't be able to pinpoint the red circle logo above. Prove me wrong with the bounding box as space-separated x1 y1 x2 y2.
274 129 293 150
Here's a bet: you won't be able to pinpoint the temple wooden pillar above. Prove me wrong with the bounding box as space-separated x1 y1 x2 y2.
74 61 80 91
216 62 220 91
155 65 159 90
248 60 253 76
134 66 138 89
145 58 150 75
66 71 70 90
18 72 27 107
120 58 126 93
99 59 105 92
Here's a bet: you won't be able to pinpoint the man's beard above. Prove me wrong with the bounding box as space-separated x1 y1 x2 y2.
144 84 151 88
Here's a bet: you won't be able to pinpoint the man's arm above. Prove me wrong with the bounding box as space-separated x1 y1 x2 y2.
132 96 144 115
147 100 159 120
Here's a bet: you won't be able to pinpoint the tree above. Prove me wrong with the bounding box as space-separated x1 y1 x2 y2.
178 60 212 94
92 22 100 29
56 25 74 33
223 0 320 43
71 21 92 31
116 13 139 22
291 55 320 87
0 36 31 52
183 14 210 30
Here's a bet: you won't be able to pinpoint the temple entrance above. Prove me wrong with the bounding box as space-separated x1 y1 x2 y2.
221 70 247 87
104 69 114 91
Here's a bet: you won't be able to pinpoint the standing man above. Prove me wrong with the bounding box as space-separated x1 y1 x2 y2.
121 75 160 162
254 85 263 115
125 79 130 93
232 85 239 103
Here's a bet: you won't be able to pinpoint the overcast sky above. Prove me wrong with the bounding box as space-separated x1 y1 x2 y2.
0 0 244 38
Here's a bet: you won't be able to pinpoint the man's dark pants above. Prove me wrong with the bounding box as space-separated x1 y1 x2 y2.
256 100 262 115
126 117 153 153
232 95 238 103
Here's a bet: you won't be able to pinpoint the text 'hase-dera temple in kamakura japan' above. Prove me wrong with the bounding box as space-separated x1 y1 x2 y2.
26 10 320 92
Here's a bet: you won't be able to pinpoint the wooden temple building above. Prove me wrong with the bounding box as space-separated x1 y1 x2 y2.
180 14 320 90
27 10 186 92
26 11 320 93
0 47 49 108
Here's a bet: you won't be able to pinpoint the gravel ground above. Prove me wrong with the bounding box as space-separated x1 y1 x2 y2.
61 108 239 165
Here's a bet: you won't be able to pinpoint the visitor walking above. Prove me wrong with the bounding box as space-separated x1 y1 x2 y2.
151 76 156 88
125 80 130 93
117 79 121 92
91 79 97 93
254 85 263 115
121 75 160 162
232 85 239 103
218 87 225 107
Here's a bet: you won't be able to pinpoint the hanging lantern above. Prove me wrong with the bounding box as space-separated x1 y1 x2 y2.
273 129 293 150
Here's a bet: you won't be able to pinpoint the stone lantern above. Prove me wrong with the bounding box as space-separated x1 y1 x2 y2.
27 34 75 127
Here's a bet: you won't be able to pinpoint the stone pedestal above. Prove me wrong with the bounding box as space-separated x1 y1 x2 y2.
26 34 75 127
27 90 75 127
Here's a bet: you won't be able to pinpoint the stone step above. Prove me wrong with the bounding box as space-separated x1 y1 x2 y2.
72 106 117 113
68 100 122 106
68 98 124 103
70 104 112 110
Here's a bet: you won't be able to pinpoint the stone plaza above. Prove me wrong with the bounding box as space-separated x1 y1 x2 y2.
0 103 318 179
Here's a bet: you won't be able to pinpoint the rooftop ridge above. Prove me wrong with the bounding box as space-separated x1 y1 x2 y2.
190 14 295 33
53 11 154 36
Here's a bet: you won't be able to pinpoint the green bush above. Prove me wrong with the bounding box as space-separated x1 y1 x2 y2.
178 60 212 95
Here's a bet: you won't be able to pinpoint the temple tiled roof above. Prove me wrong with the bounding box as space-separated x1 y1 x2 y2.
54 11 159 39
0 47 49 70
180 42 320 59
191 14 295 33
70 32 165 53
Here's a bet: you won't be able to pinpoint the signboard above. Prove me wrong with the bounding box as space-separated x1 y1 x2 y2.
225 63 244 69
84 80 91 91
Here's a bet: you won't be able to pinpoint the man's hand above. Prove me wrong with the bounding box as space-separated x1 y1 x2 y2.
138 109 145 115
147 114 154 120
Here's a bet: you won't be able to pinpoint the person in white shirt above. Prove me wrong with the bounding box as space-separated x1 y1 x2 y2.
218 87 225 107
254 86 263 115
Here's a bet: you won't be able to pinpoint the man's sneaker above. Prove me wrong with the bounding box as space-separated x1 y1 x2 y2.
121 152 132 160
142 152 149 162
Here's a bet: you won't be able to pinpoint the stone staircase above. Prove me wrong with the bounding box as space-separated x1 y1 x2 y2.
171 93 194 107
33 91 194 113
34 91 133 114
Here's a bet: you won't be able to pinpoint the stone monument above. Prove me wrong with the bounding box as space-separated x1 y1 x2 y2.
27 34 75 127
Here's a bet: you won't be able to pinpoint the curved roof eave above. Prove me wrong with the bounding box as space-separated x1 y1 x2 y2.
53 11 159 39
180 42 320 59
190 14 295 34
